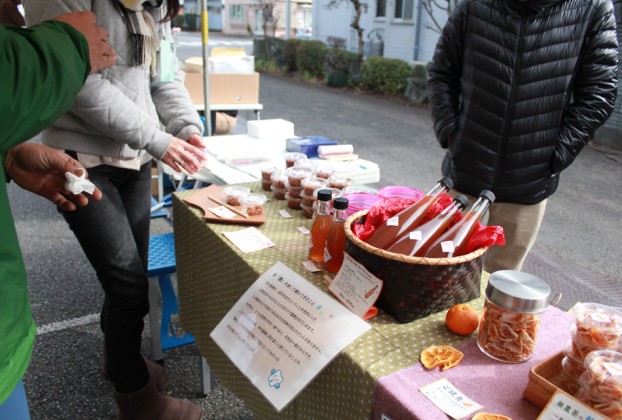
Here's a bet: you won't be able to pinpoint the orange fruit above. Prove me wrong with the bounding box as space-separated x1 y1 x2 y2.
472 413 512 420
420 345 464 371
446 303 480 335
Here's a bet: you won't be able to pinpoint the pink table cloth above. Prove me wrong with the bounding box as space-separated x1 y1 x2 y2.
371 305 574 419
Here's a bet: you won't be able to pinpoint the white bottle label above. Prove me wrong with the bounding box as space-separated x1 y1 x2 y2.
441 241 455 253
409 231 422 241
386 216 399 227
324 247 332 262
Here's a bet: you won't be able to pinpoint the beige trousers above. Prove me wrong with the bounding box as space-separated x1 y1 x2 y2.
451 190 548 273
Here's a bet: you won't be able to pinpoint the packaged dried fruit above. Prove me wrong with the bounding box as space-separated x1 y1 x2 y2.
284 152 307 168
571 303 622 349
301 177 329 196
285 166 313 187
575 381 622 419
240 193 268 216
582 350 622 400
561 351 585 383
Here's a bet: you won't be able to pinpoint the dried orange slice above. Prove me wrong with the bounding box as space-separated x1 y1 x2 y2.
420 345 464 371
472 413 512 420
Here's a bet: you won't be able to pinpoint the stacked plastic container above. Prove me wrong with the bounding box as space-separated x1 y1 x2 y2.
562 303 622 417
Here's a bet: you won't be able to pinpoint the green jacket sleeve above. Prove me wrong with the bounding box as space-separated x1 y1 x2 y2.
0 20 90 151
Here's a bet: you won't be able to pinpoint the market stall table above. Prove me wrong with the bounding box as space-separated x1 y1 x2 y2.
173 181 489 419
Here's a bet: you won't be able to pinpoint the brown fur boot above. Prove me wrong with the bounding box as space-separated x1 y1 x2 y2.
113 376 202 420
103 356 170 392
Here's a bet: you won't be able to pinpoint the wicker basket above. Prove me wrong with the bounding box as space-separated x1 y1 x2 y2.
344 210 486 323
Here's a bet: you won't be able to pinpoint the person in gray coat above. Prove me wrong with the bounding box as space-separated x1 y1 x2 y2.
24 0 205 418
427 0 618 272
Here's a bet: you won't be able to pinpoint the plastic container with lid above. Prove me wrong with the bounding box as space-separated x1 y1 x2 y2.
293 159 318 173
271 170 288 190
240 193 268 216
581 350 622 399
301 177 329 196
285 192 302 210
314 167 339 180
327 175 353 190
571 303 622 350
574 386 622 419
284 152 307 168
286 166 313 187
223 186 250 206
476 270 551 363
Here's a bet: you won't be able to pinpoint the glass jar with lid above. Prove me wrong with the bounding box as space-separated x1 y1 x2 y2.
477 270 550 363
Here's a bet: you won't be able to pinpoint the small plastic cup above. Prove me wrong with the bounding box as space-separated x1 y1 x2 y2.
328 175 353 190
285 192 302 210
314 167 339 180
301 177 329 196
571 303 622 349
293 159 318 173
284 152 307 168
288 185 304 199
286 166 313 187
582 350 622 399
240 193 268 216
260 165 279 181
301 204 314 219
223 186 250 206
271 170 288 190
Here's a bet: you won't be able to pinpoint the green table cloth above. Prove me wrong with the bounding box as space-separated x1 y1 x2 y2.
172 183 485 420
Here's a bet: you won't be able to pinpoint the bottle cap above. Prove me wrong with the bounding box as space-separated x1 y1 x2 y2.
439 177 454 190
333 197 349 210
479 190 495 203
317 189 332 201
453 194 469 209
485 270 550 313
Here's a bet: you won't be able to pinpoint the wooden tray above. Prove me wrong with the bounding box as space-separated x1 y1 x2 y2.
182 184 266 225
523 351 578 409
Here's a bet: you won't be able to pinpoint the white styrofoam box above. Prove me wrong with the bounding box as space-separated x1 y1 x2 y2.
208 56 254 74
247 119 295 140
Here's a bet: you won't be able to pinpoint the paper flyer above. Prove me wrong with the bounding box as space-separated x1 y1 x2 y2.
210 262 371 411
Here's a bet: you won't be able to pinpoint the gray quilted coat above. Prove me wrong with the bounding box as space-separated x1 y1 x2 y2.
428 0 618 204
23 0 203 161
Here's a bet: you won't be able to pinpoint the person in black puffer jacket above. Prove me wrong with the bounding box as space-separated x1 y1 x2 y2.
427 0 618 272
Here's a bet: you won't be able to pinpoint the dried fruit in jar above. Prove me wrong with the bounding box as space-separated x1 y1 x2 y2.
476 300 540 363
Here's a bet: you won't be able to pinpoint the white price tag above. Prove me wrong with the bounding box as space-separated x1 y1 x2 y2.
409 231 423 241
386 216 399 227
441 241 455 253
279 209 293 219
419 378 483 419
302 260 322 273
298 226 310 235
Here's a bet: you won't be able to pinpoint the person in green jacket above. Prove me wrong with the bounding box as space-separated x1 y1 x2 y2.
0 12 114 418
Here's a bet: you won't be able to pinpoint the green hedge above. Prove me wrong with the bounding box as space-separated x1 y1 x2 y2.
283 39 302 73
361 56 412 94
296 40 328 79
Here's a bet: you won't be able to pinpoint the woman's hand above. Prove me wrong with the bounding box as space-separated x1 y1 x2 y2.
5 143 102 211
161 136 207 174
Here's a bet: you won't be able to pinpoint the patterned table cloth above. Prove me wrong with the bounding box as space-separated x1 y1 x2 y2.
172 183 485 420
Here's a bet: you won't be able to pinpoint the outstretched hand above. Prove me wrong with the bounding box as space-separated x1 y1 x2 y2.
5 143 102 211
161 135 207 174
53 11 116 73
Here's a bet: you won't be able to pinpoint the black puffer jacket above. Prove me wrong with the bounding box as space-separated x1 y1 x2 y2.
428 0 618 204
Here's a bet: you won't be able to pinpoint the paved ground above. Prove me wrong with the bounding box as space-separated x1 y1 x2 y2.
8 34 621 419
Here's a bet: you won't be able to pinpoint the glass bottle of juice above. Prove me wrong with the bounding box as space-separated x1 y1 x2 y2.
387 194 469 257
422 190 495 258
324 197 349 273
366 177 454 250
309 189 333 262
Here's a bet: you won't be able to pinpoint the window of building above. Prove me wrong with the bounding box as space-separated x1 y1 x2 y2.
376 0 386 17
394 0 413 20
230 5 244 22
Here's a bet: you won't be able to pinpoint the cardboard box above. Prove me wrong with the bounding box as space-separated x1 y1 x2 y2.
247 119 295 139
184 72 259 105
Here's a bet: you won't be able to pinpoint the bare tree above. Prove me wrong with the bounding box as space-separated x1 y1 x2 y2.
325 0 368 66
421 0 458 33
249 0 281 58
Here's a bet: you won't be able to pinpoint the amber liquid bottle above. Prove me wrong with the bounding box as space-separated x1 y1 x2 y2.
324 197 349 273
366 177 454 250
309 189 333 262
422 190 495 258
387 195 469 257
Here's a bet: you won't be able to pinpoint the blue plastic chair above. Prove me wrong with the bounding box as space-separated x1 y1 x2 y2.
147 233 195 362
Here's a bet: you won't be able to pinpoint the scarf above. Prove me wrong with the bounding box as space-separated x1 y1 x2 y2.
116 0 161 71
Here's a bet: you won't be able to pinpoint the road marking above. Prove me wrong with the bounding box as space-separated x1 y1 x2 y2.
37 313 99 336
